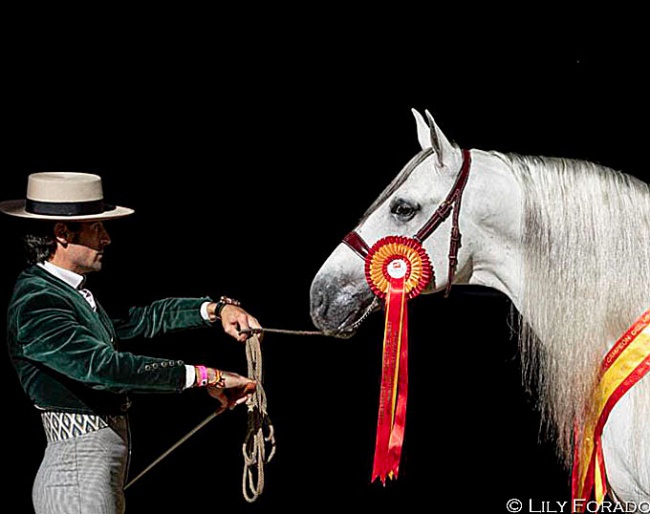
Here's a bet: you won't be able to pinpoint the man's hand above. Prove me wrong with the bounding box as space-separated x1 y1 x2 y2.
207 370 257 411
208 301 262 343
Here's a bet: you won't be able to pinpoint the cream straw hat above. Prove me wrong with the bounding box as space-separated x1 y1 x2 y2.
0 172 134 221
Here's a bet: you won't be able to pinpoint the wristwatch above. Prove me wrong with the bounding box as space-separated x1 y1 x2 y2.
214 296 241 317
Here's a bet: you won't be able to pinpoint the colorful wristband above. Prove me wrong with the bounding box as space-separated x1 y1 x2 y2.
208 368 225 388
195 365 209 387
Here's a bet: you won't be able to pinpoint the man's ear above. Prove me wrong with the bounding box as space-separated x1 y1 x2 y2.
53 222 69 246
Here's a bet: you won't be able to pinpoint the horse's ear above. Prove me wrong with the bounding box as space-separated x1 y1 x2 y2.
411 108 431 150
425 109 456 167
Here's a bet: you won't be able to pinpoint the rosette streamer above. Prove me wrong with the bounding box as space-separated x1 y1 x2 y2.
364 236 432 484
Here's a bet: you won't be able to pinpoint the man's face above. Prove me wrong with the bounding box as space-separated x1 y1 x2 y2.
64 221 112 274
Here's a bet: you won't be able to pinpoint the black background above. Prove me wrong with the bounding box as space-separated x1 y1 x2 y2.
2 10 647 513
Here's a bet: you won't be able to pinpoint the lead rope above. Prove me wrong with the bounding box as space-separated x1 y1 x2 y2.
241 333 275 502
238 327 330 502
123 328 326 500
238 305 378 502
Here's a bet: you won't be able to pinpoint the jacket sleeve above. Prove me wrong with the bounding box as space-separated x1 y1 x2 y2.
15 293 188 394
111 297 213 341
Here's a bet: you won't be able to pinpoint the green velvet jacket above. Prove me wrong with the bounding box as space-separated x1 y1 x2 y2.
6 265 213 415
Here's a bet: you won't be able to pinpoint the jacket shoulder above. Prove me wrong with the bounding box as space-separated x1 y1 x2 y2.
9 266 77 310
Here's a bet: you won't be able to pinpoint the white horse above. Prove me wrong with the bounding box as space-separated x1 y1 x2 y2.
309 109 650 507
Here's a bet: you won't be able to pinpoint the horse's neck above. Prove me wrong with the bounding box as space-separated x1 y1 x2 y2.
461 149 524 309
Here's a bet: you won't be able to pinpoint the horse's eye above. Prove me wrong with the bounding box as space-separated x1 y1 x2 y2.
389 199 419 221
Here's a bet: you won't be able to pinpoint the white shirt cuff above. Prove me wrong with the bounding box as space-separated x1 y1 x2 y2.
200 301 212 321
184 365 195 389
188 301 215 389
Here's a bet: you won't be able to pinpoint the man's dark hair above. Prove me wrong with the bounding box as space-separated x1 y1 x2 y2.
22 221 82 265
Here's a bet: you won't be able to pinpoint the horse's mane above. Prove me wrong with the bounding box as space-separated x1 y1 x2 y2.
498 151 650 469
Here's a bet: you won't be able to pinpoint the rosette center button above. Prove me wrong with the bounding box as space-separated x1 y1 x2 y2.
387 259 407 279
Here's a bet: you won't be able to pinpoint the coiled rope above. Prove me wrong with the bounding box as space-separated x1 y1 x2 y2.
124 327 325 501
241 333 274 502
239 329 325 501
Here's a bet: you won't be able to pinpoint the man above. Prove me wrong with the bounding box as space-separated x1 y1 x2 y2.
0 171 260 514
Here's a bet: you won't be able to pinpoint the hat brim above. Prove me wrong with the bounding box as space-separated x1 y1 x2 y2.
0 200 134 221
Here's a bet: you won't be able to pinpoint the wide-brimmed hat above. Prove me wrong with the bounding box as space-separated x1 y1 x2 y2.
0 172 134 221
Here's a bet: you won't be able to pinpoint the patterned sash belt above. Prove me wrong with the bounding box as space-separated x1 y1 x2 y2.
40 411 125 443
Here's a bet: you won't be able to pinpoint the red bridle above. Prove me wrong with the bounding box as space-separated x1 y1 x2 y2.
342 148 472 297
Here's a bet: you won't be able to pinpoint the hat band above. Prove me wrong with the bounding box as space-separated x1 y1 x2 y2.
26 199 112 217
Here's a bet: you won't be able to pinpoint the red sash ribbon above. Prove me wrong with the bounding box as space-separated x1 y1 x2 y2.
571 308 650 512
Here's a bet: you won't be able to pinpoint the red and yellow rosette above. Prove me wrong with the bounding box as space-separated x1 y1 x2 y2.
364 236 433 484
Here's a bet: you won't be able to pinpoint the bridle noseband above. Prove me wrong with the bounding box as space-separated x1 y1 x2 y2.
343 148 472 298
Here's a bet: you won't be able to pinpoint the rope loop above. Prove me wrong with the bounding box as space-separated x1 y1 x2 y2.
241 334 276 503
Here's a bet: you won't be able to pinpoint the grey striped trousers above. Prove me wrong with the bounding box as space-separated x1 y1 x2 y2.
33 416 130 514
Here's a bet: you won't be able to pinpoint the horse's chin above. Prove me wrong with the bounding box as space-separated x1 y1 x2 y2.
312 296 380 339
321 326 358 339
311 315 362 339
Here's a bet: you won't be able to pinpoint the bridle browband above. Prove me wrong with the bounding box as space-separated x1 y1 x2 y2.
343 148 472 298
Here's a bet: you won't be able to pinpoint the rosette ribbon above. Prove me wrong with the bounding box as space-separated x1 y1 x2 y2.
364 235 433 484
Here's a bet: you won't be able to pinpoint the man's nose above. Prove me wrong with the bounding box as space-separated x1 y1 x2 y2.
101 228 112 246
